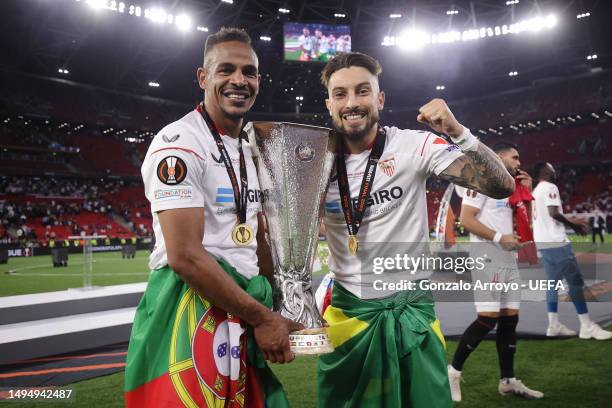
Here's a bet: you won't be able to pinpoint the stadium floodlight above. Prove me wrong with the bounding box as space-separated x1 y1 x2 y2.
221 0 234 4
605 111 612 117
148 81 160 87
86 0 108 10
435 85 445 90
117 2 125 13
295 96 304 101
279 8 290 14
197 26 209 32
390 14 402 19
58 68 69 74
506 0 519 5
148 8 167 24
334 13 347 18
396 30 430 51
591 112 600 119
175 14 192 32
508 71 518 76
260 35 271 42
446 10 459 15
586 54 598 60
577 12 590 19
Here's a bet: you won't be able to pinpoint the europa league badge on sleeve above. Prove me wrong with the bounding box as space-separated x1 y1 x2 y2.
252 122 336 355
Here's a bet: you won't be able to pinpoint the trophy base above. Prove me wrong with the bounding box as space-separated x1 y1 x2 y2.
289 327 334 355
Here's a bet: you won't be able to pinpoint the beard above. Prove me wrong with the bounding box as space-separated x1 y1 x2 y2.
331 108 379 143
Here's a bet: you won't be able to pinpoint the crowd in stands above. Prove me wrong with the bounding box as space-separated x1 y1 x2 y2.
0 177 151 246
1 67 610 246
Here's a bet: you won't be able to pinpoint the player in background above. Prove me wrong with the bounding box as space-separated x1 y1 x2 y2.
448 143 543 402
532 162 612 340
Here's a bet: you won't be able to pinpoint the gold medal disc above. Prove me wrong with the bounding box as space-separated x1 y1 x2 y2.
232 223 254 246
348 235 359 255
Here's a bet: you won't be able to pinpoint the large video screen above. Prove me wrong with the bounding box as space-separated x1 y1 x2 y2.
283 22 351 62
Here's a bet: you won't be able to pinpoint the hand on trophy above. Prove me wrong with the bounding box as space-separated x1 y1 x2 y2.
254 312 305 363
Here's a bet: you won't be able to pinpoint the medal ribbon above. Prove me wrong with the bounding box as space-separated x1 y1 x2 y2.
199 105 248 224
336 126 386 238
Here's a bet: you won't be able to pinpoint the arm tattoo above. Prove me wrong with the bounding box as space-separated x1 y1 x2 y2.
439 142 514 199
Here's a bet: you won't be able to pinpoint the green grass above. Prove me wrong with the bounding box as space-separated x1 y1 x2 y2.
7 330 612 407
0 251 150 297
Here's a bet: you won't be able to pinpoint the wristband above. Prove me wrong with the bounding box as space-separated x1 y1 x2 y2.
493 232 503 243
453 127 479 152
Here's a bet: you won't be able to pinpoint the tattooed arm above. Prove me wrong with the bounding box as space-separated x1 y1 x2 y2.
439 144 515 199
417 98 515 199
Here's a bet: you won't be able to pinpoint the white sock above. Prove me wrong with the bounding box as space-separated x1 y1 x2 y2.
548 312 559 326
578 313 592 327
449 364 461 374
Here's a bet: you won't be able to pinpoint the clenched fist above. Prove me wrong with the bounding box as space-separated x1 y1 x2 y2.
417 98 465 139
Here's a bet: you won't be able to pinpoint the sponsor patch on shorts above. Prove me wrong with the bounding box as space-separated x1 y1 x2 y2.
154 187 193 201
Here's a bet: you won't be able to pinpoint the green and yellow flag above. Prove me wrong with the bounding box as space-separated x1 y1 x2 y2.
318 283 451 408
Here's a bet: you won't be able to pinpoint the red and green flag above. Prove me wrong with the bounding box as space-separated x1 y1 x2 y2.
125 258 289 408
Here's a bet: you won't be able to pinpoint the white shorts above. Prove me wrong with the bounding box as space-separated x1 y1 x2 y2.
473 265 521 313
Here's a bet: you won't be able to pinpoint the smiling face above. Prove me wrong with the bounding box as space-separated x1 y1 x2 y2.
197 41 259 121
325 66 385 142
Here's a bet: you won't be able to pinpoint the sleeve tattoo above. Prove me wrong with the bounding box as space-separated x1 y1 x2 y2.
439 142 515 199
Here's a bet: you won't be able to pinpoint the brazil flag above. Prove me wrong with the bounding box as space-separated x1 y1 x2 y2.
318 283 451 408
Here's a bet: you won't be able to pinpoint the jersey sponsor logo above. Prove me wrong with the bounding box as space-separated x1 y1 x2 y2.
325 201 341 214
326 186 404 215
215 187 234 204
154 187 193 201
549 192 557 199
496 200 510 209
378 156 396 177
215 187 264 205
157 156 187 185
162 134 180 143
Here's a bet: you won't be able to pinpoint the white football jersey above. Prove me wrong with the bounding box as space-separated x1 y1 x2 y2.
141 108 262 278
457 186 516 265
323 126 463 298
460 188 513 243
532 180 568 246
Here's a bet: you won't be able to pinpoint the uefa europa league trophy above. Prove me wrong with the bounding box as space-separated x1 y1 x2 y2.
251 122 336 355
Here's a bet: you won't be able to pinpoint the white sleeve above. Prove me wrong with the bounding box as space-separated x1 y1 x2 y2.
543 184 562 207
418 132 464 176
461 189 486 210
142 147 206 213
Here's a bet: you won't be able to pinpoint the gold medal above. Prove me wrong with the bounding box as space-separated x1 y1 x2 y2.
232 223 254 246
348 235 359 255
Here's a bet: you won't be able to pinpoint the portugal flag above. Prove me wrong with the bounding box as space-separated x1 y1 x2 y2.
125 259 289 408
